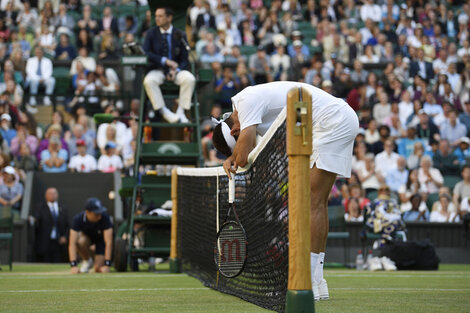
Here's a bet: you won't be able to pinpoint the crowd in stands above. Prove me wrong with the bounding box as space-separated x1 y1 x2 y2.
193 0 470 224
0 0 470 226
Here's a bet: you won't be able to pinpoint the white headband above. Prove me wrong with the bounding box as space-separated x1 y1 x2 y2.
221 122 236 152
211 116 236 152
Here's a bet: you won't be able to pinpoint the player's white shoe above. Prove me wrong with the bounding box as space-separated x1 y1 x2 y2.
80 258 93 273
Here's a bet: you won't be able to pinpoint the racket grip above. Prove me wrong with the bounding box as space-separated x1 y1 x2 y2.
229 173 235 203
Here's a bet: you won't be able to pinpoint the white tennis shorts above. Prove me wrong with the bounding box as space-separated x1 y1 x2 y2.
310 101 359 178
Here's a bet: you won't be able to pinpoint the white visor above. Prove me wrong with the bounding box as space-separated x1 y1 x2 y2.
221 122 236 152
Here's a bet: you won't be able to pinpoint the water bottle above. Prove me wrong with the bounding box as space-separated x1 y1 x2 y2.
365 249 373 270
355 250 364 271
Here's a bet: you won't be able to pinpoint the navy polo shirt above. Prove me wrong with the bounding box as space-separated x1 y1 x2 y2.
71 211 113 242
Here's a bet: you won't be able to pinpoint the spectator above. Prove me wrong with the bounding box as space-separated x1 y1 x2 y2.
16 1 38 30
70 47 96 75
214 66 239 109
76 4 98 35
95 63 120 98
0 113 16 147
76 29 94 53
418 155 444 195
440 109 467 147
249 45 272 84
68 139 97 173
52 3 75 34
350 60 368 84
360 0 381 22
398 90 414 127
409 49 434 81
34 187 69 262
67 124 94 157
386 156 409 193
416 110 440 147
430 193 459 222
98 30 120 61
343 183 370 213
25 46 56 108
13 143 37 176
407 141 425 170
402 193 429 221
41 136 68 173
453 165 470 210
432 139 460 176
200 42 224 64
270 44 290 81
235 62 254 90
0 166 23 212
454 137 470 165
138 9 152 39
119 15 138 38
98 6 119 37
359 44 379 64
37 24 56 57
97 141 123 173
398 126 426 159
55 33 76 61
375 138 399 177
143 7 196 124
344 197 363 222
358 153 383 195
195 1 216 32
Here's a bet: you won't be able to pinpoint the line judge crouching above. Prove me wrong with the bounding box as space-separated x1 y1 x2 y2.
143 7 196 124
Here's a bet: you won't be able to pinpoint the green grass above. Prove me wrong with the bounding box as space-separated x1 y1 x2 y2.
0 263 469 312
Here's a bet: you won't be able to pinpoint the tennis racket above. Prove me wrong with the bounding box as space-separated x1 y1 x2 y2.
214 173 248 278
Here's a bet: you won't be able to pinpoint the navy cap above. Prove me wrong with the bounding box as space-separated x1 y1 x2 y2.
85 197 107 214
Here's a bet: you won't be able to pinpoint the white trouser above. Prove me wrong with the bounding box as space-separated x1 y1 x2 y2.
143 70 196 111
27 77 56 95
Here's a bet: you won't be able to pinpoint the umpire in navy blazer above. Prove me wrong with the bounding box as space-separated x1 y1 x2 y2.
143 7 196 124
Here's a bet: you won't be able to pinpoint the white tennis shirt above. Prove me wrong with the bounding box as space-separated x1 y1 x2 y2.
231 81 346 136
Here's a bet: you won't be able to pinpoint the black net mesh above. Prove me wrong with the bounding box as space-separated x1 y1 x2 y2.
177 120 288 313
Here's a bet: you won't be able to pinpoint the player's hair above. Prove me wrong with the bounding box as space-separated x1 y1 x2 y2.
212 115 234 157
157 7 174 17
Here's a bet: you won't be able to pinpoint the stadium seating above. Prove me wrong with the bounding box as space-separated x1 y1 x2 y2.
327 205 350 265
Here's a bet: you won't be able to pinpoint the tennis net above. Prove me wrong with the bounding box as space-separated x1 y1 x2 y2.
176 109 289 312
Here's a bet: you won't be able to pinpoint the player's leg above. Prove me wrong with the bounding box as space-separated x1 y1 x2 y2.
77 232 94 273
310 165 337 301
143 70 178 123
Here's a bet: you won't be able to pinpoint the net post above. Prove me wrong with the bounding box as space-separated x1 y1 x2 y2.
285 87 314 313
170 167 181 273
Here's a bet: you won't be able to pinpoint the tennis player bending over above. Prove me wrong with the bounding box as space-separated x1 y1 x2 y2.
213 81 359 301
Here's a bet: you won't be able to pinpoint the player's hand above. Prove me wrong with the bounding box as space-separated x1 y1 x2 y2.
70 266 79 274
100 265 110 273
223 157 237 178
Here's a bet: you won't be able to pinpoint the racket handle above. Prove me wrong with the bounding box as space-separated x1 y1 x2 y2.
229 173 235 203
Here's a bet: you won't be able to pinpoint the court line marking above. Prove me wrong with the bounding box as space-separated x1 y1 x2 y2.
327 274 470 278
333 287 470 292
0 274 185 279
1 287 469 294
0 287 210 293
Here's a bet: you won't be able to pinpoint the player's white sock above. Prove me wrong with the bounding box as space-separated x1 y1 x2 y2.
314 252 325 284
310 252 319 285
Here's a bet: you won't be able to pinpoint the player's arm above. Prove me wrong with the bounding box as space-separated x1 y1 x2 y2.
68 229 79 274
232 125 257 168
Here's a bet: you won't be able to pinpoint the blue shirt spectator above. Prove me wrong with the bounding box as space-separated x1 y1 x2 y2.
440 110 467 146
403 209 429 222
0 114 17 146
386 156 409 192
397 127 426 158
454 137 470 165
41 137 68 173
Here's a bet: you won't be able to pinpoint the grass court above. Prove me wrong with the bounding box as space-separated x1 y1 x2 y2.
0 263 469 312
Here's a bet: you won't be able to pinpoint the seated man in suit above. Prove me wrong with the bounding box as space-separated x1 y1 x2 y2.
143 7 196 123
409 48 434 82
34 187 69 263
